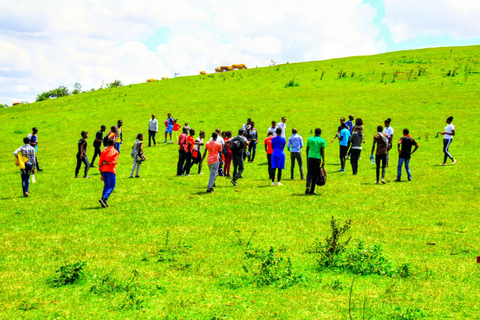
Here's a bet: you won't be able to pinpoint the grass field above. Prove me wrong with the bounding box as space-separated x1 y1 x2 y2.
1 45 479 319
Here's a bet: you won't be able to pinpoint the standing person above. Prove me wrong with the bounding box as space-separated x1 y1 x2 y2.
184 122 190 131
229 129 248 186
349 126 363 175
247 122 258 162
287 128 304 180
352 118 365 142
130 133 144 178
331 117 346 142
383 118 394 167
75 131 90 178
184 129 196 175
305 128 326 195
91 125 106 167
191 131 205 175
164 113 175 143
27 127 42 172
346 115 354 133
177 127 188 176
114 120 123 152
202 132 223 193
148 114 158 147
13 137 36 197
371 126 389 184
264 131 274 179
336 123 350 172
267 121 277 135
224 131 233 177
210 128 225 176
271 127 286 186
98 138 119 207
106 126 117 143
242 118 252 131
276 116 287 138
395 129 419 181
440 116 457 165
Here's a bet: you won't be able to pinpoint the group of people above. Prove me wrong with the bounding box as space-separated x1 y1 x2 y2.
13 113 457 202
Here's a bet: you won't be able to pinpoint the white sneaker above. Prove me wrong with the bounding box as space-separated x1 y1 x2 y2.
452 159 457 165
277 182 283 186
271 182 275 186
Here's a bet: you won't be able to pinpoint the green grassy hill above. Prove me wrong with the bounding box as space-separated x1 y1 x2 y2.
1 45 479 319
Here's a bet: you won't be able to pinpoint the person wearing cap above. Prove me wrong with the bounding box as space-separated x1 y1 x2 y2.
75 131 90 178
148 114 158 147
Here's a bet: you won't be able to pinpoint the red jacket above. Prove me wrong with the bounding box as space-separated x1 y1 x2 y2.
99 146 119 174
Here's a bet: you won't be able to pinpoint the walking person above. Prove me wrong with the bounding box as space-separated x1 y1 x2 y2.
224 131 233 177
229 129 248 186
305 128 326 195
91 125 106 167
276 116 287 138
13 137 36 197
209 128 225 176
264 131 274 179
202 132 223 193
184 129 196 175
383 118 394 167
271 127 286 186
440 116 457 165
148 114 158 147
130 133 144 178
191 131 205 175
287 128 304 180
105 126 117 147
247 122 258 162
371 126 389 184
334 123 350 172
98 138 119 207
346 115 354 133
75 131 90 178
27 127 43 171
349 126 363 175
331 117 346 142
115 120 123 152
177 127 188 176
164 113 175 143
395 129 419 181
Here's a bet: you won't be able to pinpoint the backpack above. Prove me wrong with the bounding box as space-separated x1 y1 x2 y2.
316 167 327 186
229 137 243 154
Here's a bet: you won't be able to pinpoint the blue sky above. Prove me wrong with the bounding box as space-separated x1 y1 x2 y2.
0 0 479 105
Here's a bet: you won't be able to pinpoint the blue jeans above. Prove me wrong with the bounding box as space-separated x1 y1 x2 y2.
114 143 121 153
208 162 219 189
397 158 411 180
21 163 33 194
102 172 116 201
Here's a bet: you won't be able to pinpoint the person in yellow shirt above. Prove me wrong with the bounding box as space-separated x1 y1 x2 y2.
115 120 123 152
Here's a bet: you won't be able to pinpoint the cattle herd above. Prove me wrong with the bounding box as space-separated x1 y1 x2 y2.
146 64 248 82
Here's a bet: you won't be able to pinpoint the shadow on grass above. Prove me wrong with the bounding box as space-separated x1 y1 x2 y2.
83 207 104 210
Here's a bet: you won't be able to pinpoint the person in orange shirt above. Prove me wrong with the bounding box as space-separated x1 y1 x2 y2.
264 131 274 179
201 132 223 193
98 138 119 207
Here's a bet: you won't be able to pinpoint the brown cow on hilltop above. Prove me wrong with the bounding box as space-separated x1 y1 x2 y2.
239 64 247 69
200 71 206 75
146 78 157 82
215 67 222 73
226 66 233 71
220 66 229 72
13 102 20 105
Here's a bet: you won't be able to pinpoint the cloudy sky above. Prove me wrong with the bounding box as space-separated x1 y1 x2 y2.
1 0 479 104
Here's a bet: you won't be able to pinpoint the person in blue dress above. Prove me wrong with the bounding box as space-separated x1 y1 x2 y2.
271 127 286 186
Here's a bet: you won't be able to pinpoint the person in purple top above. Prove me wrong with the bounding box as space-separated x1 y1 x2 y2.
271 127 286 186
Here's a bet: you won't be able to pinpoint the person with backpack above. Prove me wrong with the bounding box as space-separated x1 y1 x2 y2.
129 133 144 178
202 132 223 193
306 128 325 195
98 138 119 207
348 126 363 175
229 129 248 186
371 125 389 184
271 127 286 186
75 131 90 178
247 122 258 162
91 125 106 167
395 128 419 181
13 137 36 197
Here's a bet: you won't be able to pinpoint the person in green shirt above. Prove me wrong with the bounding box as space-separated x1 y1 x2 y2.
305 128 326 195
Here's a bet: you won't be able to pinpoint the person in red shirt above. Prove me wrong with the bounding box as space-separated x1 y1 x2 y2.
201 132 223 193
264 131 274 179
177 127 189 176
184 129 196 175
98 138 119 207
224 131 233 177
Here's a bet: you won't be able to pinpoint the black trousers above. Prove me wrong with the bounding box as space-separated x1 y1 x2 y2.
306 158 321 193
75 154 90 176
184 152 192 175
290 152 304 179
375 154 387 182
232 153 244 181
91 145 101 165
148 130 157 146
177 150 187 176
350 149 361 174
340 145 348 169
267 154 273 179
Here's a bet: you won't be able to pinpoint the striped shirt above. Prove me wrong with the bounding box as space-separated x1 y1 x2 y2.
13 144 36 167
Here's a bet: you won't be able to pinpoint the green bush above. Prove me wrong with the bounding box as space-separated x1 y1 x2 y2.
36 86 70 102
108 80 123 88
47 261 86 287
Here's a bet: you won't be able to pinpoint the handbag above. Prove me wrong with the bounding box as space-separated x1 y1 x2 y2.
315 167 327 186
136 153 146 162
15 154 29 169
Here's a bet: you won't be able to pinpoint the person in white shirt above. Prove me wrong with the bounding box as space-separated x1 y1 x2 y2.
267 121 277 135
148 114 158 147
382 118 394 166
209 128 225 176
276 116 287 138
440 116 456 165
242 118 252 131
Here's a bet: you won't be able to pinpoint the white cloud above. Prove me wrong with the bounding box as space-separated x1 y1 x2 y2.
0 0 384 103
384 0 480 42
